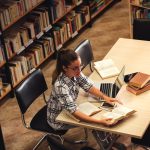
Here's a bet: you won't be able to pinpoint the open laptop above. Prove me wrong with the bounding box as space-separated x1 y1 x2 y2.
99 66 125 100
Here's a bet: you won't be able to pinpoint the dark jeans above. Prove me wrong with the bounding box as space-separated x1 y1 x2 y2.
92 130 118 150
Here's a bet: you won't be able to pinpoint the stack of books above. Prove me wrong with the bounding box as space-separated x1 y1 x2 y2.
126 72 150 95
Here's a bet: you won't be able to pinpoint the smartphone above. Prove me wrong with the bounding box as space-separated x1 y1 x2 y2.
101 102 116 109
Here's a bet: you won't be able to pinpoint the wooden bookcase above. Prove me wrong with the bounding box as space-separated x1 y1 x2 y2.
0 0 54 100
129 0 150 38
0 0 119 100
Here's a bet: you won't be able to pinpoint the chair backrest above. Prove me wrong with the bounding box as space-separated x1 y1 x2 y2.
15 69 48 114
74 39 94 70
133 18 150 41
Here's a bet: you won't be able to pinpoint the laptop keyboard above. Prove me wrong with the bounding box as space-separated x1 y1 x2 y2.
100 83 113 98
99 83 120 100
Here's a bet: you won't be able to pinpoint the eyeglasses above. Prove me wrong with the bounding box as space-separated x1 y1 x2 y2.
67 65 83 72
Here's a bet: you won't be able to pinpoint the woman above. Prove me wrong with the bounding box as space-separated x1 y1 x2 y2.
47 49 122 149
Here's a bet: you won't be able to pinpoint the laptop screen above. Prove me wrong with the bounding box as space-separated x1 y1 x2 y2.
115 66 125 89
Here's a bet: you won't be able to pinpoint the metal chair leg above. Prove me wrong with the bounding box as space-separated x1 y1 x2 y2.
33 133 64 150
33 134 48 150
90 63 94 72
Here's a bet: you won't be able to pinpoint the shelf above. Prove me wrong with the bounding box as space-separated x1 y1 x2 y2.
130 3 150 9
2 0 45 32
52 5 76 24
129 0 150 37
12 51 54 88
91 0 114 19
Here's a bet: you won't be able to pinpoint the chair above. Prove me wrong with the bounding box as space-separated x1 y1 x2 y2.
133 18 150 41
0 125 5 150
74 39 94 72
131 125 150 149
15 69 67 150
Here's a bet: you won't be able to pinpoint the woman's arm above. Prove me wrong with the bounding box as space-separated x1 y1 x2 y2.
88 86 122 104
72 110 114 126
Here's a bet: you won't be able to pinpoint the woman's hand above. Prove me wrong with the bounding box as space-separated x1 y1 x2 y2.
100 118 118 126
103 95 123 105
99 118 116 126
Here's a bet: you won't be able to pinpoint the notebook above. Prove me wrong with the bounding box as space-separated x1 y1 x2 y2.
99 66 125 100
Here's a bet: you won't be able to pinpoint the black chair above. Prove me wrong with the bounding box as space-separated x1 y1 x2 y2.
131 125 150 149
74 39 94 72
0 125 5 150
15 69 67 150
133 18 150 41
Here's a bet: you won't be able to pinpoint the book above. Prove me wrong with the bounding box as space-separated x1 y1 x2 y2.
128 72 150 88
94 59 120 79
65 102 101 122
126 83 150 95
0 83 11 98
78 102 101 116
102 105 136 123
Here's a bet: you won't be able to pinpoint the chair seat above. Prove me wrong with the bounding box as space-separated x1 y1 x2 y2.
30 105 67 135
131 125 150 147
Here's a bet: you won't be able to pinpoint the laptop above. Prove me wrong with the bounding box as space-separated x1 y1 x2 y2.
99 66 125 100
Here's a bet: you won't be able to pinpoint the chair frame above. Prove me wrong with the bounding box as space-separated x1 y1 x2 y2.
75 39 94 72
15 69 65 150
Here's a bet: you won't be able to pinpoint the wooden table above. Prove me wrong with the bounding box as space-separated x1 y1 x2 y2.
56 38 150 139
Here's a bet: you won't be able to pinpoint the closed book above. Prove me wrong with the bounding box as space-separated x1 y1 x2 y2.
128 72 150 88
126 84 150 95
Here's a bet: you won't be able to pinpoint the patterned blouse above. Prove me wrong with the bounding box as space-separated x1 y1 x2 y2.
47 72 93 130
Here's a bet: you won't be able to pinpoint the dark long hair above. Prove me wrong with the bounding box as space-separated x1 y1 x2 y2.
52 49 79 84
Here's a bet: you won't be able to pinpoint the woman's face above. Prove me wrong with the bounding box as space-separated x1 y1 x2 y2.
64 58 82 78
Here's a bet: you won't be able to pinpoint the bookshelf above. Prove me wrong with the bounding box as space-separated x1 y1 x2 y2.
0 0 55 100
88 0 116 19
129 0 150 38
50 0 91 51
0 34 11 100
0 0 119 100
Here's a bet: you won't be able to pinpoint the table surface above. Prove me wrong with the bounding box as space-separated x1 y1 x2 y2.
56 38 150 139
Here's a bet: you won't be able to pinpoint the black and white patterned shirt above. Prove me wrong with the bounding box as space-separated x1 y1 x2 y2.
47 72 93 130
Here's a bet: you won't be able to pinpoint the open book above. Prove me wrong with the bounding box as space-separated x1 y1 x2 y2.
102 105 136 123
94 59 120 79
65 102 101 122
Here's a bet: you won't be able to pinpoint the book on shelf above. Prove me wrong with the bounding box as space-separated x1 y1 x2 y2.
65 102 101 122
102 105 136 124
126 81 150 95
94 59 120 79
0 83 11 98
128 72 150 88
0 77 2 90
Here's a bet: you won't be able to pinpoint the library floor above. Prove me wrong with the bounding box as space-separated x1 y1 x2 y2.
0 0 146 150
